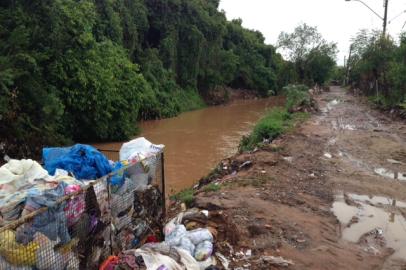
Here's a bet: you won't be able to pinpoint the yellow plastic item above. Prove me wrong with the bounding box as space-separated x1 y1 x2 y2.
0 230 39 266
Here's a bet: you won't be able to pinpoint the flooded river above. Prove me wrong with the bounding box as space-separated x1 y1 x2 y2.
95 98 283 193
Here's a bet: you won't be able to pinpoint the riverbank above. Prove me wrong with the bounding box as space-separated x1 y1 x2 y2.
169 86 406 269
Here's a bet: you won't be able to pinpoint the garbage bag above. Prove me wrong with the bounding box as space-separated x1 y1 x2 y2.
194 241 213 261
43 144 112 180
119 137 164 161
187 229 213 245
0 159 50 193
165 225 187 246
178 237 195 256
109 162 126 187
0 230 39 266
126 244 199 270
0 255 32 270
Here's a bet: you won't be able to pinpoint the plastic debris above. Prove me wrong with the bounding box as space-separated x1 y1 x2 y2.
187 229 213 245
215 252 229 270
119 137 164 162
245 249 252 258
261 256 294 267
43 144 112 180
239 161 253 170
324 153 332 159
125 244 200 270
194 241 213 261
387 159 402 165
283 157 293 163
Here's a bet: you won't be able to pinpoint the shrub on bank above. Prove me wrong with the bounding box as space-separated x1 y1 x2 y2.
283 84 311 112
239 108 290 152
238 84 313 153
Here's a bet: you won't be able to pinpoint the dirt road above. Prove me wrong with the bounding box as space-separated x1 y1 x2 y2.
194 86 406 269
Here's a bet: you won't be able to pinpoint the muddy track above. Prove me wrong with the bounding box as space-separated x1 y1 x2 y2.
194 86 406 270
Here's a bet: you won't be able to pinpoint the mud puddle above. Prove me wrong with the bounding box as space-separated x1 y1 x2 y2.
332 192 406 259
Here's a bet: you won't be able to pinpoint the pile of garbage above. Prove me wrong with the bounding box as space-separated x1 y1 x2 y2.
100 208 228 270
0 138 165 270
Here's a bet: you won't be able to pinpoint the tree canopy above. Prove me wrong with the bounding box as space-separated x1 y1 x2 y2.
278 23 337 86
0 2 338 158
0 0 287 158
347 29 406 108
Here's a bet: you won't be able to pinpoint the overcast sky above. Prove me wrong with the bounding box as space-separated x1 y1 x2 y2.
219 0 406 65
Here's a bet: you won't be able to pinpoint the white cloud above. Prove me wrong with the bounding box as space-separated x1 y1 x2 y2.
219 0 406 65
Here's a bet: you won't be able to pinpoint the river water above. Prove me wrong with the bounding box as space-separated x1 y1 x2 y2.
95 98 283 194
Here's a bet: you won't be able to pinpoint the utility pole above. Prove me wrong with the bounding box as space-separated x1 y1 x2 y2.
345 0 391 36
345 45 353 86
383 0 389 37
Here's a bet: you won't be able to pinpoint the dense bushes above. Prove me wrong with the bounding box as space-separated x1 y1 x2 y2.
347 30 406 108
283 84 311 112
0 0 284 158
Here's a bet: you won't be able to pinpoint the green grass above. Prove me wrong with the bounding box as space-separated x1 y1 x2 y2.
171 188 195 206
202 183 221 193
239 107 309 152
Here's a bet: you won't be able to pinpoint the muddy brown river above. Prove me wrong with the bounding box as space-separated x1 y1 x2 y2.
95 98 283 194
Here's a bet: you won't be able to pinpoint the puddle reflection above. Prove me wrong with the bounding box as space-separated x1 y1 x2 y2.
332 193 406 259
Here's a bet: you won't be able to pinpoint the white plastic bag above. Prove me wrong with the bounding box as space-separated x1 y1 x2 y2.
0 159 50 191
127 245 200 270
165 225 187 246
178 237 195 256
187 229 213 245
194 241 213 261
119 137 164 161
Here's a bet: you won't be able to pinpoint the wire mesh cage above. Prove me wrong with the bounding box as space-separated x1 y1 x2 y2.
0 152 165 270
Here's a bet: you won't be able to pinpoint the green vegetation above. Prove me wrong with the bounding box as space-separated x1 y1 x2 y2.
202 183 221 193
239 106 308 152
346 30 406 108
171 188 194 207
0 0 285 157
283 84 311 112
239 85 311 152
0 0 337 158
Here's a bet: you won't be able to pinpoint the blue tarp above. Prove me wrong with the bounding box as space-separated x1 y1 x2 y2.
43 144 112 180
